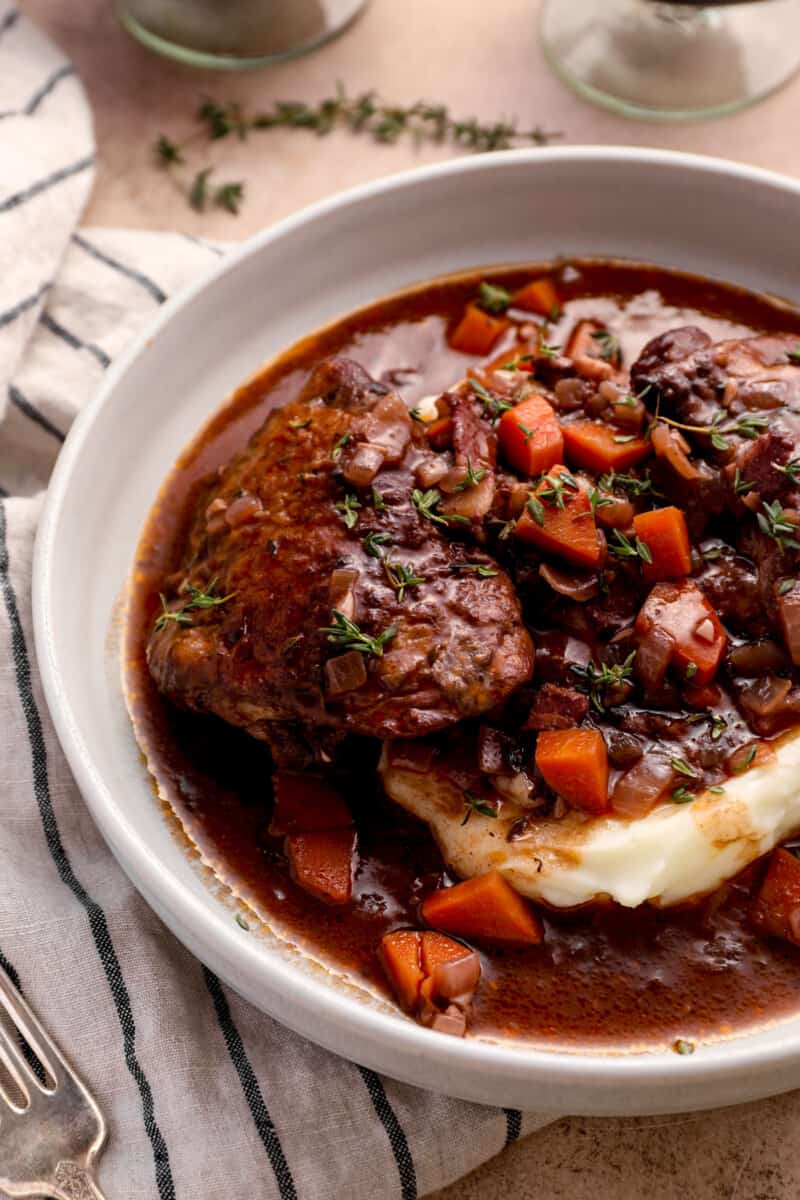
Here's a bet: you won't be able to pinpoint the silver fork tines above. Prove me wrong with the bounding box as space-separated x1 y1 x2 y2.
0 965 108 1199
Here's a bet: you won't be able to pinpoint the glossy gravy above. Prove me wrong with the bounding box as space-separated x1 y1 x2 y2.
126 260 800 1048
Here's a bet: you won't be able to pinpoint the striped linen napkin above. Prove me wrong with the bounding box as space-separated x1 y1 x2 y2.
0 7 553 1197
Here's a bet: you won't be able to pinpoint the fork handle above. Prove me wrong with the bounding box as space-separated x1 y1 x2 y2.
53 1160 109 1200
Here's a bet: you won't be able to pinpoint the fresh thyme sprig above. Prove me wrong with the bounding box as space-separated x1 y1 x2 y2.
468 379 512 422
477 282 512 314
537 470 579 510
571 652 636 714
776 457 800 485
334 493 362 529
383 560 425 602
598 470 661 500
655 411 768 453
461 792 498 826
319 609 397 657
609 529 653 565
154 577 236 632
757 499 800 552
590 329 620 363
412 488 470 527
363 531 392 558
156 87 561 215
453 457 487 492
449 561 499 577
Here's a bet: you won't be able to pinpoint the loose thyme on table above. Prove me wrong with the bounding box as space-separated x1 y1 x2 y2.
155 87 562 215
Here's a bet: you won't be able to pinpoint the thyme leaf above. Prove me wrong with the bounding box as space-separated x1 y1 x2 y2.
319 609 397 657
334 493 362 529
477 281 511 314
461 792 498 826
384 560 425 602
154 576 236 632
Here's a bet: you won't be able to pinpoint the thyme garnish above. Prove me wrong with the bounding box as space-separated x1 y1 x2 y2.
609 529 653 565
334 493 362 529
468 378 512 422
538 470 579 510
449 561 500 577
598 470 660 500
363 531 392 558
156 87 561 214
757 499 800 552
776 456 800 484
670 756 698 779
383 560 425 602
461 792 498 826
452 457 487 492
154 577 236 632
571 652 636 714
590 329 620 362
412 487 470 526
477 282 512 314
332 432 352 460
319 609 397 657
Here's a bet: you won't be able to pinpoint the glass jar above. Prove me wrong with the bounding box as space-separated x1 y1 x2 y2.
115 0 368 69
540 0 800 121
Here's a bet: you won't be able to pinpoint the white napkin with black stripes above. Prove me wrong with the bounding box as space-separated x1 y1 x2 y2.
0 8 553 1198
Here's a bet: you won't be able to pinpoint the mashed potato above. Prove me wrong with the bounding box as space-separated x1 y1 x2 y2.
380 732 800 908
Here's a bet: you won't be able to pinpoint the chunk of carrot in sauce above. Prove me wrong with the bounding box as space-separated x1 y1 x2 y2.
421 871 543 948
535 727 609 815
636 580 727 687
515 464 602 568
512 277 559 316
426 416 453 451
379 930 424 1012
751 848 800 945
498 395 563 477
285 828 356 904
562 421 651 474
269 772 352 836
450 303 508 356
565 319 621 367
634 506 692 581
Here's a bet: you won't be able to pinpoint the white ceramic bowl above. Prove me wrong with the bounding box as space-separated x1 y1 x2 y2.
33 148 800 1115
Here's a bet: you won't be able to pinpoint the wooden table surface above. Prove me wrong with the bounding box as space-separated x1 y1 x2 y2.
22 0 800 1196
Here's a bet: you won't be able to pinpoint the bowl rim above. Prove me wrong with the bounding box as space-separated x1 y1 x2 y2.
32 145 800 1110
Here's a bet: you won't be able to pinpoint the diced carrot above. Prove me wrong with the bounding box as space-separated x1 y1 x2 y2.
421 931 474 973
750 848 800 945
535 728 609 815
379 930 424 1012
634 506 692 582
565 319 620 367
421 871 543 948
426 416 453 451
498 395 563 477
636 580 727 687
512 277 559 317
562 421 651 474
269 773 352 836
285 828 356 904
683 682 722 709
450 303 508 356
515 464 602 568
419 933 482 1016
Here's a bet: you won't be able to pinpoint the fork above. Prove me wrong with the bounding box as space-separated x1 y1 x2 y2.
0 964 108 1199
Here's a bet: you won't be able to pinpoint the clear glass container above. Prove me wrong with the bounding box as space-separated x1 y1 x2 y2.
115 0 368 69
540 0 800 121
